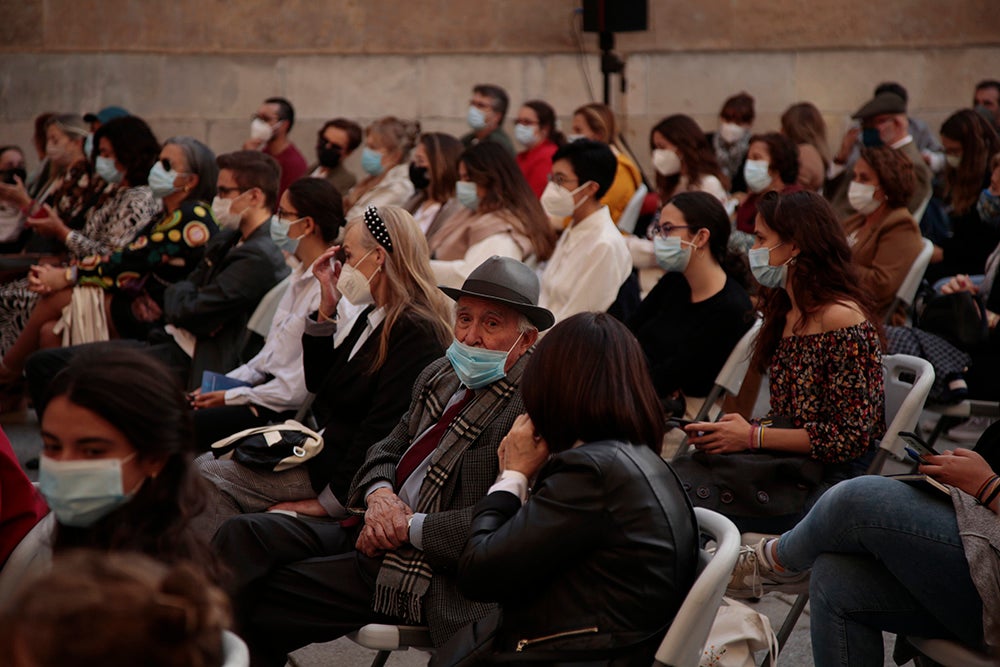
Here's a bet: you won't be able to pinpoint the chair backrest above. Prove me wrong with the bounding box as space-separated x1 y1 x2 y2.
869 353 935 473
654 508 741 667
247 275 292 339
220 630 250 667
912 190 933 226
617 183 649 234
884 238 933 324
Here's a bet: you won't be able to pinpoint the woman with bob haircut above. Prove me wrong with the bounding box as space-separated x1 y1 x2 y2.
403 131 464 238
197 205 454 536
841 145 922 322
0 344 218 603
686 191 885 534
443 312 699 666
428 142 556 288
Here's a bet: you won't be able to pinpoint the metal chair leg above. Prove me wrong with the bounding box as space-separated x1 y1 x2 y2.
775 593 809 650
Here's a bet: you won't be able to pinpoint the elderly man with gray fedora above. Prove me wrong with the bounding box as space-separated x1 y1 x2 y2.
212 255 554 665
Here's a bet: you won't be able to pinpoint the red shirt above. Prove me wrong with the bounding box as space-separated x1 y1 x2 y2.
0 429 47 566
266 142 308 200
517 140 558 198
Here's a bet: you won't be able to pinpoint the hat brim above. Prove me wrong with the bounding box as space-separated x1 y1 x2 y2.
83 113 99 123
440 285 554 331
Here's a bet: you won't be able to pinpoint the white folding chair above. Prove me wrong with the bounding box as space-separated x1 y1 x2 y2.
348 624 433 667
654 508 742 667
771 354 935 649
617 183 649 235
884 238 933 325
246 275 291 340
673 317 762 461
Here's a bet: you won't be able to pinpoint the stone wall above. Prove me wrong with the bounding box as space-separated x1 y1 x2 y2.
2 1 998 175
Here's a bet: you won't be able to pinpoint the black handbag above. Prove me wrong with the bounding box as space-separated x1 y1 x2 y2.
916 291 989 349
670 448 824 520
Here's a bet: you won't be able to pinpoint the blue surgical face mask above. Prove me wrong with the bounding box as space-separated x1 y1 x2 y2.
95 155 123 184
514 122 537 147
446 333 523 389
39 453 139 527
467 105 487 131
361 146 384 176
743 159 772 193
653 235 696 273
148 161 180 198
270 214 306 254
456 181 480 210
748 243 791 289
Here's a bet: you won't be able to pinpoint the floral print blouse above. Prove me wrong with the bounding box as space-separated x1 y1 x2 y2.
767 320 885 464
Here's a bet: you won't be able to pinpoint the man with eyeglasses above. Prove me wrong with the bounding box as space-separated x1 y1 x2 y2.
244 97 308 199
459 84 515 155
537 139 632 325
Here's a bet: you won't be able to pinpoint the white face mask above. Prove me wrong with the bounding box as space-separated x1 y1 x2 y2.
565 134 586 144
211 191 251 230
540 180 589 218
847 181 882 215
652 148 681 176
250 118 276 143
719 122 748 145
514 123 538 148
743 159 772 193
338 248 379 306
946 153 963 169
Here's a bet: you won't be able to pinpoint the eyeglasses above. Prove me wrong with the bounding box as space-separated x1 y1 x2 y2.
275 208 301 220
160 158 188 175
649 222 690 238
547 173 578 187
514 118 539 126
217 186 244 197
251 114 280 124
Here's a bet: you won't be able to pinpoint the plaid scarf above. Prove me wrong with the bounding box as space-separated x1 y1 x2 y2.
372 351 530 622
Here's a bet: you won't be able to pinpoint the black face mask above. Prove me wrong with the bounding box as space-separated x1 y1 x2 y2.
0 167 26 186
317 145 342 169
408 164 430 191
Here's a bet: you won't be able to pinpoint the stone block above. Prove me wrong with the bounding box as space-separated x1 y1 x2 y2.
417 55 524 121
0 121 40 171
283 55 420 120
0 0 42 49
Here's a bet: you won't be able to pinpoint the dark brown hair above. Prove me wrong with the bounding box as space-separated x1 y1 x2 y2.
318 117 363 153
858 146 915 210
44 345 218 579
720 92 755 124
216 150 281 211
940 109 1000 215
650 114 727 199
749 132 799 186
750 191 879 372
780 102 831 169
419 132 463 203
522 312 664 454
460 142 556 260
286 176 345 243
523 99 565 146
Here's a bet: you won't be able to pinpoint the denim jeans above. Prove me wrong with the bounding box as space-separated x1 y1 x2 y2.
773 475 984 667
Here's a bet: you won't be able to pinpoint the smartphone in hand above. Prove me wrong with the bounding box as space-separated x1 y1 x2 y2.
899 431 939 464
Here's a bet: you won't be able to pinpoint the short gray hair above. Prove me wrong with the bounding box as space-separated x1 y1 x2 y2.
517 313 536 334
163 136 218 204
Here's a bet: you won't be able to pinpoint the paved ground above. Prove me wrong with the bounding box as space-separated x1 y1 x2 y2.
5 407 977 666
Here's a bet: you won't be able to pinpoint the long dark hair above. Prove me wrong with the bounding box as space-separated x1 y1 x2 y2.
940 109 1000 215
750 191 878 372
46 345 217 578
522 312 664 454
650 114 727 199
460 142 556 260
420 132 463 203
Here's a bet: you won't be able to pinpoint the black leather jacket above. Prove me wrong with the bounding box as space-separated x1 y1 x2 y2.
457 440 699 664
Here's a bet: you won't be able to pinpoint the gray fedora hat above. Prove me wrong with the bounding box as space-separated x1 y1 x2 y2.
440 256 554 331
851 92 907 120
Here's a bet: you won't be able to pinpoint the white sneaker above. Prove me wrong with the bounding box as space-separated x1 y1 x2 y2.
944 416 994 444
726 538 810 599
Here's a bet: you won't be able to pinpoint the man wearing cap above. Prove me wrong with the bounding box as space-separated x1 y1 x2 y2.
212 255 553 665
826 91 933 220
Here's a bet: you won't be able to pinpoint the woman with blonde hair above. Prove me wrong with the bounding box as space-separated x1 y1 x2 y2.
781 102 831 192
344 117 421 219
197 205 454 536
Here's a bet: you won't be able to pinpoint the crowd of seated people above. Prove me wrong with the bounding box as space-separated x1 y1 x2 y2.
0 76 998 667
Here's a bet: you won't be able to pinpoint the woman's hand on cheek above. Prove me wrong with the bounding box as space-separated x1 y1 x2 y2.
501 414 550 477
686 413 753 455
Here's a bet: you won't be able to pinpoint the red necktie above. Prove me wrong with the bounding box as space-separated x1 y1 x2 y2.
395 389 473 487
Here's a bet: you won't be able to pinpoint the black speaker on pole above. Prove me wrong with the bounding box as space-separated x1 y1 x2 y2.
582 0 648 33
580 0 648 104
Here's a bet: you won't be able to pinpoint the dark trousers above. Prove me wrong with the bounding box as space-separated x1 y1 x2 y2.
212 512 400 667
193 404 294 451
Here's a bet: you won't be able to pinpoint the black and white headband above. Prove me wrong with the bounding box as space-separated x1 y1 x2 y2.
364 205 394 253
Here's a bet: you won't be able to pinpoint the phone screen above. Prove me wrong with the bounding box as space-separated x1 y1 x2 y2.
899 431 939 459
